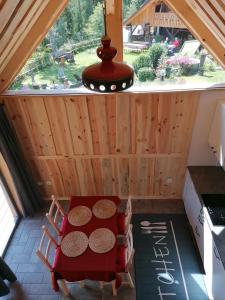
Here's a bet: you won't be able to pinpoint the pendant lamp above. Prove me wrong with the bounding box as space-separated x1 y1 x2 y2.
82 0 134 93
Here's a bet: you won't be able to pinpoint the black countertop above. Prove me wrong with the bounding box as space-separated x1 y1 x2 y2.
187 166 225 267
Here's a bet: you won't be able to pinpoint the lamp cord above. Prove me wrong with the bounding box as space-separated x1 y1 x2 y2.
103 0 107 36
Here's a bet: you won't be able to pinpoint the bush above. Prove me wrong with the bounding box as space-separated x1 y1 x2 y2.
133 54 151 74
203 59 217 72
149 43 167 70
166 56 200 76
137 67 155 82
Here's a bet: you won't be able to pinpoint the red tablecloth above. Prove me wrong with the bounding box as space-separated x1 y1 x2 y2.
52 196 121 291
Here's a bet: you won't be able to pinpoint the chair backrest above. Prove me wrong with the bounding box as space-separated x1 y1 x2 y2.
125 195 132 228
46 195 65 235
125 224 134 268
36 225 58 271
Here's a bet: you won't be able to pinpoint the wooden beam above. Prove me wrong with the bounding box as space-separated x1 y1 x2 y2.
106 0 123 62
0 0 68 93
163 0 225 69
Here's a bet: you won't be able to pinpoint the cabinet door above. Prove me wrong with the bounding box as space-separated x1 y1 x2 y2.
211 240 225 300
183 170 202 227
208 101 225 167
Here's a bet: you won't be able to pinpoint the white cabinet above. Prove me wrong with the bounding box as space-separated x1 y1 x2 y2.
183 171 225 300
208 101 225 169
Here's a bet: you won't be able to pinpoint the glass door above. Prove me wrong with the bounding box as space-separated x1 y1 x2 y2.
0 176 19 256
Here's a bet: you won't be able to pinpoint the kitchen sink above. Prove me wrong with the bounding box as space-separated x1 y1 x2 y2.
201 194 225 226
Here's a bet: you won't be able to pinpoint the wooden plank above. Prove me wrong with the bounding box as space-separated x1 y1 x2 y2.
65 96 93 155
118 158 130 196
75 158 96 196
106 0 123 62
4 97 37 156
91 158 103 195
0 0 50 73
56 159 81 196
105 94 116 154
185 0 225 45
101 158 114 195
0 0 21 35
163 0 225 68
23 96 56 156
116 94 131 154
44 96 73 156
0 0 68 93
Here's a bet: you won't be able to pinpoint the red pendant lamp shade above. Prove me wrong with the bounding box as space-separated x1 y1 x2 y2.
82 2 134 93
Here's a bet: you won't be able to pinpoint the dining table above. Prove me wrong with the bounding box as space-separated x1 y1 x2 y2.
52 195 121 292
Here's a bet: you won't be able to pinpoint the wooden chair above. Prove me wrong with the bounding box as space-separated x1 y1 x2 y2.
100 224 135 296
118 195 132 236
117 224 135 289
46 195 66 237
36 226 69 296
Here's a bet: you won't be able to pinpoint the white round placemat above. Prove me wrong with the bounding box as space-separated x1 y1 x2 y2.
68 205 92 226
92 199 117 219
89 228 116 254
61 231 88 257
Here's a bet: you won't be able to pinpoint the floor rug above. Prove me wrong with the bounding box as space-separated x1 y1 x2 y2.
133 214 209 300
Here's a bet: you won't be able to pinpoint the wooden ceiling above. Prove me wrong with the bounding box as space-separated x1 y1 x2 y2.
0 0 68 93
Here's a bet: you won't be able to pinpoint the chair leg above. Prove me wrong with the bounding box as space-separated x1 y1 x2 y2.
112 279 117 296
80 280 85 288
60 279 70 296
99 281 104 289
127 272 134 288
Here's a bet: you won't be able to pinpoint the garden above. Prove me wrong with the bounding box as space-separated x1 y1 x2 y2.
10 41 225 91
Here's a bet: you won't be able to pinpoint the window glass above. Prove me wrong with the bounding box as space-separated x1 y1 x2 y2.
123 1 225 89
10 0 103 91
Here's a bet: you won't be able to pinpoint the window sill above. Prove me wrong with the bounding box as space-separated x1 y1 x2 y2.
1 82 225 96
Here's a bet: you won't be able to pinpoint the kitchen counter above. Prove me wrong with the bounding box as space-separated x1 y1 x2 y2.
188 166 225 267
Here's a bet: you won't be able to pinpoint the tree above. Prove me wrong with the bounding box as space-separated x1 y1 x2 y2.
84 2 104 38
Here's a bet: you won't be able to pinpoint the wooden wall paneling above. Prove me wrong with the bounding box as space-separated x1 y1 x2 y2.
116 94 131 154
23 97 56 156
65 96 93 155
155 93 173 153
130 157 156 197
28 159 50 197
91 158 103 195
87 95 111 154
44 96 73 156
118 157 130 196
0 91 199 199
105 94 117 154
57 159 81 196
4 97 37 156
170 92 199 154
131 94 152 154
101 158 114 195
75 158 96 196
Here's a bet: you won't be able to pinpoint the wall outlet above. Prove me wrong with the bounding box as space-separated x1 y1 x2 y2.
166 177 173 184
46 181 52 186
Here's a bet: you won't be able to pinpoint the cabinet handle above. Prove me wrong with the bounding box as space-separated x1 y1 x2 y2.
213 246 221 261
195 225 200 237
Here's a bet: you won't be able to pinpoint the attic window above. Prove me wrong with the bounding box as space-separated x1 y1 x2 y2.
122 1 225 90
10 0 104 91
9 0 225 92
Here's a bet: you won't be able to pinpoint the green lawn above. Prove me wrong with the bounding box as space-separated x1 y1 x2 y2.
12 47 225 89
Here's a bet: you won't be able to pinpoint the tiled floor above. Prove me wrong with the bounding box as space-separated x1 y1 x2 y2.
2 199 184 300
